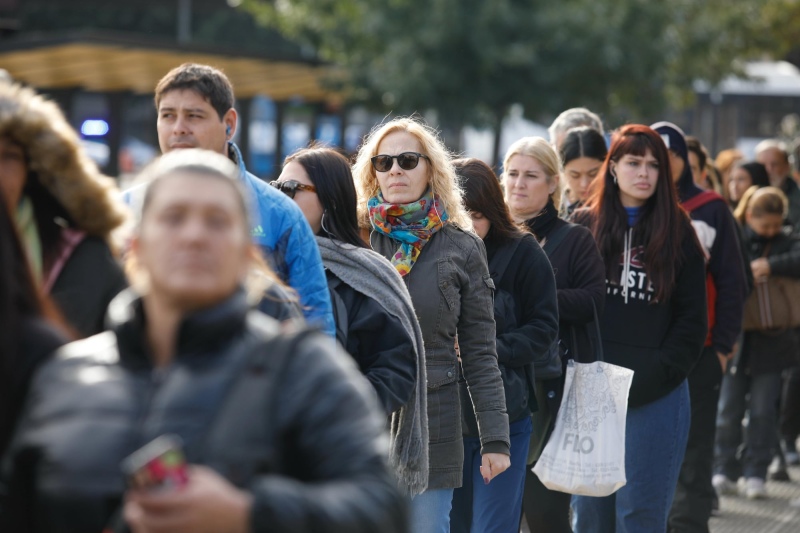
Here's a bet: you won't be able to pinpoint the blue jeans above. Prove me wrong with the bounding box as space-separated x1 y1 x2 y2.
411 488 454 533
572 380 690 533
714 369 782 480
450 416 531 532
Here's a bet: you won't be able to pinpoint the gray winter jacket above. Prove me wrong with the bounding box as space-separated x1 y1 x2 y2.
371 224 510 490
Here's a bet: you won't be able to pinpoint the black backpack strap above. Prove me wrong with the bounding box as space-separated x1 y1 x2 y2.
489 236 523 285
542 223 576 256
326 274 349 348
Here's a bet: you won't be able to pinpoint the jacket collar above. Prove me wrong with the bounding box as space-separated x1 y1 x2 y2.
108 288 250 366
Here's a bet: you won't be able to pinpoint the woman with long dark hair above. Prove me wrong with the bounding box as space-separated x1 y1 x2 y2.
0 189 67 460
274 146 427 496
570 125 708 532
501 137 606 532
449 158 558 533
0 82 128 338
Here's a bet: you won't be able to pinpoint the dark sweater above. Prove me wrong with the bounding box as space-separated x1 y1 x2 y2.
481 232 559 423
527 201 606 361
575 214 708 407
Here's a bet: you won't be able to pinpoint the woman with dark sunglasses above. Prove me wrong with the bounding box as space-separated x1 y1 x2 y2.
353 117 510 533
275 146 427 497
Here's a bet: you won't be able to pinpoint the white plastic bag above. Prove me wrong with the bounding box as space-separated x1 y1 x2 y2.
532 359 634 496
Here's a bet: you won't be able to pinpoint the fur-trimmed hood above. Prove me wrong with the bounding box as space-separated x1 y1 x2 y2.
0 82 127 238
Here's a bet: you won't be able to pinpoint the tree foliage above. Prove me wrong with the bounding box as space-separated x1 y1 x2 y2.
242 0 800 126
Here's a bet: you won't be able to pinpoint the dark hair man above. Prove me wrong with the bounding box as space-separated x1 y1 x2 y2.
135 63 334 335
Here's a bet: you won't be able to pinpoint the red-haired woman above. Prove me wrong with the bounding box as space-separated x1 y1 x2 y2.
570 125 708 532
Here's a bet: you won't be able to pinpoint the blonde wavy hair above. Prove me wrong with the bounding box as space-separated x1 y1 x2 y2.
353 117 472 230
502 136 562 211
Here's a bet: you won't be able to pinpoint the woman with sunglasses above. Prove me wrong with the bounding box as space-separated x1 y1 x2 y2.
273 146 427 496
1 149 407 533
353 117 510 533
449 158 558 533
569 125 707 532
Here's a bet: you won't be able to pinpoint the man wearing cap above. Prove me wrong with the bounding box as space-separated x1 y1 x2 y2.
652 122 748 533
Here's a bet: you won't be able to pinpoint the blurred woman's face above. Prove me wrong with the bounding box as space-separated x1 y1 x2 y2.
133 172 250 311
0 137 27 210
375 131 430 204
746 212 783 240
729 167 753 203
278 161 323 233
563 156 602 204
504 154 556 222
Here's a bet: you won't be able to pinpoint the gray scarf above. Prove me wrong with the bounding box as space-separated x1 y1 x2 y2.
316 236 429 496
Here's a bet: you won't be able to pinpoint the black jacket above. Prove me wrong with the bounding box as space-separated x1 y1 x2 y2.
678 173 748 357
328 271 416 415
465 232 559 426
575 214 708 407
736 226 800 375
0 319 66 459
372 225 509 490
1 290 406 533
50 236 127 338
529 202 606 361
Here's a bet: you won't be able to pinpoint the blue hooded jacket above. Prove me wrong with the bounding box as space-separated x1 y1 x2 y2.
123 143 334 336
227 143 334 335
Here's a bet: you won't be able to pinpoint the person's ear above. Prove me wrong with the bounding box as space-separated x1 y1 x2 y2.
223 108 237 140
549 173 560 195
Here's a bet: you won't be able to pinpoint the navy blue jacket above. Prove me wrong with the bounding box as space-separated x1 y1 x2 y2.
677 161 748 357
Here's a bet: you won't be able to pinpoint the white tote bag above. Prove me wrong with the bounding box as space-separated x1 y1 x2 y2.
532 358 634 497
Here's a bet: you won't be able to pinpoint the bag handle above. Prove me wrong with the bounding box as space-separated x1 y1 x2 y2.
566 299 604 363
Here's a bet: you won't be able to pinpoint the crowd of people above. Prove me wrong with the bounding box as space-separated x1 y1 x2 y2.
0 63 798 533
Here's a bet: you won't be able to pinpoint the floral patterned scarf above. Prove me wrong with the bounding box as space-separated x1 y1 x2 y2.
368 189 448 277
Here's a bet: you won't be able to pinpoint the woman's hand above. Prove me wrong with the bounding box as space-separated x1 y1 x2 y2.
480 453 511 484
751 258 771 280
124 465 252 533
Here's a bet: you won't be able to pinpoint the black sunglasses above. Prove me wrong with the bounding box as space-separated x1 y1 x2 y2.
370 152 430 172
269 180 317 199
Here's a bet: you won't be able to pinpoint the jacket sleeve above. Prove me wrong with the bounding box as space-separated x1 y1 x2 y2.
345 288 416 415
768 234 800 278
278 210 336 337
457 235 510 454
248 334 407 533
556 226 606 325
658 239 709 382
705 203 748 355
496 238 559 369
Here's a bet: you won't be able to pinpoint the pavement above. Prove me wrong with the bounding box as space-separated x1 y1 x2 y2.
710 464 800 533
519 464 800 532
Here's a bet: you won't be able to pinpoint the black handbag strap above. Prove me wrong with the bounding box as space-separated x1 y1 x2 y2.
488 236 523 285
542 223 576 256
567 299 604 363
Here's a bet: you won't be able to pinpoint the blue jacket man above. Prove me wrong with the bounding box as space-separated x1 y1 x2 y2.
132 63 333 334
